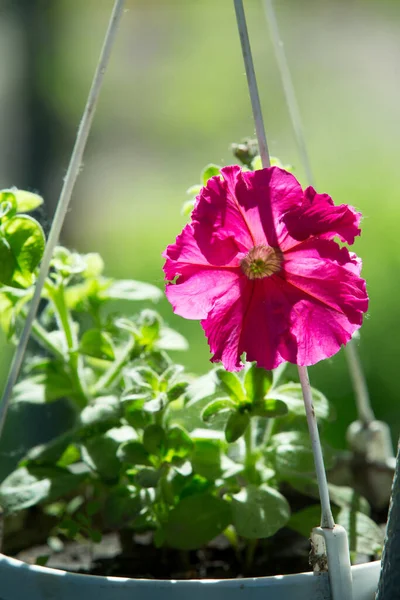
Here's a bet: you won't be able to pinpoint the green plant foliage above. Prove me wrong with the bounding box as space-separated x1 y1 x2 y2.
163 493 231 550
0 199 376 564
231 484 291 538
0 465 87 512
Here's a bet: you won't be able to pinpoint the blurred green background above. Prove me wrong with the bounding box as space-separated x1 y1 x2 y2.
0 0 399 454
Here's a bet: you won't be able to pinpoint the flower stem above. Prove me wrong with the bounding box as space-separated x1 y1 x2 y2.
22 313 65 361
0 0 126 437
92 337 136 395
48 283 88 407
298 365 335 529
233 0 270 169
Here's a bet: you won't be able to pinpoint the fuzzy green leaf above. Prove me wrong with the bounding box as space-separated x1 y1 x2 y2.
164 493 231 550
11 189 43 212
0 465 87 513
79 329 115 360
215 369 245 403
201 398 237 422
225 411 250 443
244 364 273 402
201 164 221 186
0 215 45 288
143 424 166 456
271 383 331 421
102 280 162 302
117 441 152 466
231 484 291 539
251 398 288 418
270 431 335 478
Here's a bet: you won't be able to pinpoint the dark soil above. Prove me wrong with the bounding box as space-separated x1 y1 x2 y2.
16 528 311 579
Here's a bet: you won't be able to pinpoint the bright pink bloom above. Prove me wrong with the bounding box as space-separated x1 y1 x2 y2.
163 166 368 371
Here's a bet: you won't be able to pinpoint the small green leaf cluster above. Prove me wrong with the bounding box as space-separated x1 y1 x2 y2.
0 196 383 564
0 189 45 290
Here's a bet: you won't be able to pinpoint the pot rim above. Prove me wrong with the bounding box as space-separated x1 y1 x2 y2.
0 552 381 586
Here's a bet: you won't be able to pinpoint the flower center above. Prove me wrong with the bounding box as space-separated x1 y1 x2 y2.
240 245 283 280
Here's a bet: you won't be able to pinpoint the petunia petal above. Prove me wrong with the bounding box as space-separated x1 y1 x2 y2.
283 186 362 245
277 238 368 364
163 223 240 319
201 276 251 372
166 267 240 320
192 168 254 264
283 238 368 324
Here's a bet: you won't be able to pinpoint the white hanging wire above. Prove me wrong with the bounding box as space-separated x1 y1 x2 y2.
233 0 335 532
262 0 375 430
0 0 126 438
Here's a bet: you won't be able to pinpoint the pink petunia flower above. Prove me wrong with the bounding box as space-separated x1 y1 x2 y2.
163 166 368 372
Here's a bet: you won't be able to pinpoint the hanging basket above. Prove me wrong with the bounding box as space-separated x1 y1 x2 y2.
0 553 381 600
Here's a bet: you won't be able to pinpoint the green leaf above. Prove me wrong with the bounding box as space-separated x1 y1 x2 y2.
82 253 104 278
191 439 222 480
57 444 81 468
215 369 245 403
201 164 221 186
156 327 188 351
231 484 290 539
0 465 87 513
0 191 17 220
79 329 115 360
271 383 331 421
285 478 370 516
337 509 384 556
102 280 162 302
11 189 43 213
160 364 184 385
167 382 189 402
0 215 45 288
137 310 162 346
0 237 17 286
143 424 166 456
166 426 194 460
186 184 202 196
225 411 250 443
288 504 330 538
135 467 162 488
78 397 121 438
270 431 335 478
201 398 237 422
244 364 273 402
181 199 196 217
104 485 141 528
117 441 152 466
164 493 231 550
81 426 136 481
25 430 75 464
0 282 32 339
251 398 288 418
51 247 86 276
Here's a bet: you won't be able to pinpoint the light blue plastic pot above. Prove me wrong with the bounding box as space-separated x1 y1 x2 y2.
0 554 380 600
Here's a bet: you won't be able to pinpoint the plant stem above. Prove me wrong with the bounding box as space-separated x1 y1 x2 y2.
233 0 270 169
244 419 253 470
49 283 88 407
26 314 65 361
0 0 126 438
92 337 135 395
298 365 335 529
